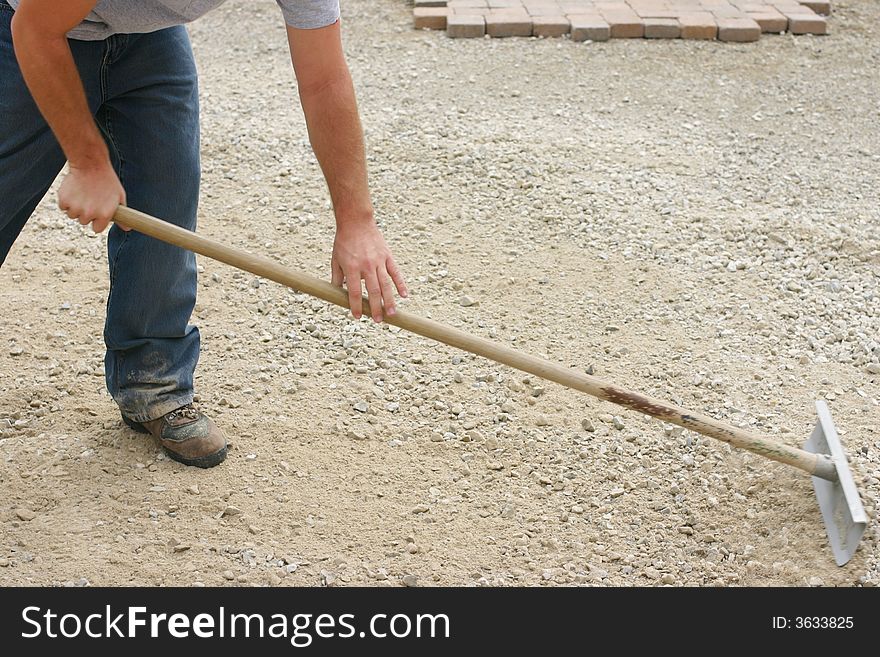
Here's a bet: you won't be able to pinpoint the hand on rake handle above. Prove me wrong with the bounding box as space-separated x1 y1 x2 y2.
58 162 128 234
331 221 408 323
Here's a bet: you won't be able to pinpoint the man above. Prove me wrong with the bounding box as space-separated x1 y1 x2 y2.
1 0 407 467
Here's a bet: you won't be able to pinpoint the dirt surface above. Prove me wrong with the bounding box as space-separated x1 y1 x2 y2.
1 0 877 587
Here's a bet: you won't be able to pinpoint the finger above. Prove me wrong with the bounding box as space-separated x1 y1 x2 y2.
387 257 408 298
345 268 363 319
378 266 396 317
92 217 110 233
364 271 383 323
331 257 344 288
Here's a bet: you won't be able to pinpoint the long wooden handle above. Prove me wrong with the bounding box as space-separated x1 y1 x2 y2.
113 206 836 481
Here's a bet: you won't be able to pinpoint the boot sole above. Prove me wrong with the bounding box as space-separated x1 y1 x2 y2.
122 414 228 469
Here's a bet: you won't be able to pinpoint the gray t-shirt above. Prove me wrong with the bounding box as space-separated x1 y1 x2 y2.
7 0 340 40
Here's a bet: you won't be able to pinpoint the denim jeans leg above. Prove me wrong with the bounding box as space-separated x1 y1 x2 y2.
0 4 104 264
98 27 201 423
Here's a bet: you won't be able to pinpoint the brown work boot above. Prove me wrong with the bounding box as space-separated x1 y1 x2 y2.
122 404 228 468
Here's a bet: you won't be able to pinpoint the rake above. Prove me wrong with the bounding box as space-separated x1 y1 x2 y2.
113 206 868 566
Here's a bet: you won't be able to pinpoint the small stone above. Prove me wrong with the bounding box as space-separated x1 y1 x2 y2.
581 418 595 432
221 505 242 517
402 574 419 587
661 573 676 585
14 508 36 521
867 363 880 374
809 576 824 587
186 485 200 495
347 429 367 441
486 461 504 471
612 416 625 430
459 295 477 307
535 415 550 427
9 345 23 356
411 504 430 514
598 414 614 424
353 401 369 413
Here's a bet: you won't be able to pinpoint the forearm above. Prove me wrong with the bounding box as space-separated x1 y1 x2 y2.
11 4 106 168
298 73 374 228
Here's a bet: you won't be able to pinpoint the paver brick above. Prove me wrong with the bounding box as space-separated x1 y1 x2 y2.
678 12 717 38
798 0 831 15
716 16 761 40
414 7 449 30
569 14 612 40
746 9 787 32
451 7 492 14
787 12 827 34
447 14 487 37
532 15 572 36
644 17 680 37
485 13 534 36
600 9 645 37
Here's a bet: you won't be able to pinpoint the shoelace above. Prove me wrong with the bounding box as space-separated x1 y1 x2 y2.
167 404 200 422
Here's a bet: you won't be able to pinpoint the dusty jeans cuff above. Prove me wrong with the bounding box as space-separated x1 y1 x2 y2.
120 393 195 424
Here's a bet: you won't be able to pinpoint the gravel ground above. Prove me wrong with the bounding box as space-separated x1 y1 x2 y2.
0 0 877 587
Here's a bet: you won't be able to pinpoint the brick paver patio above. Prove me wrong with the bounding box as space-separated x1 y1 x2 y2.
412 0 831 41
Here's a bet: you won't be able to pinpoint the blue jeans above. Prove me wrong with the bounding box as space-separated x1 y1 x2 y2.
0 1 201 423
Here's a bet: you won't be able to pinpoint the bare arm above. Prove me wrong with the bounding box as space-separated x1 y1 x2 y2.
286 21 407 322
12 0 125 231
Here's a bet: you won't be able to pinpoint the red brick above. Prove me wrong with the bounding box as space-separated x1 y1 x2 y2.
630 2 681 18
798 0 831 15
711 7 748 17
747 10 787 32
451 7 492 14
569 14 611 40
532 15 572 36
679 12 717 39
528 5 569 16
787 13 827 34
485 14 534 37
716 16 760 40
560 1 599 10
644 17 680 37
413 7 449 30
600 10 645 37
447 14 487 37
